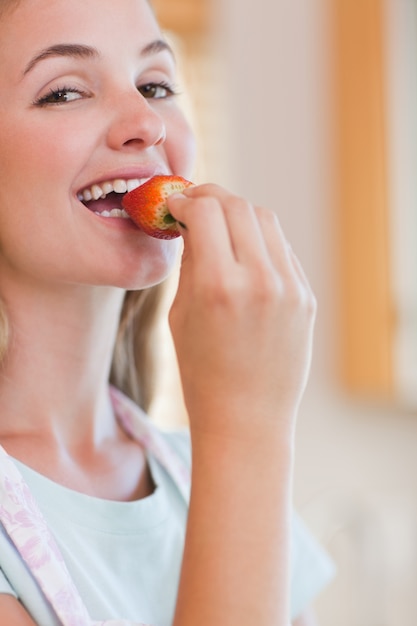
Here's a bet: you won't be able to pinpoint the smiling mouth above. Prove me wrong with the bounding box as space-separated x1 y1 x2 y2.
77 177 151 218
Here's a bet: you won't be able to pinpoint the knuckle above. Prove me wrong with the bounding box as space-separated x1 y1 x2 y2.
282 281 311 309
195 271 240 307
254 271 280 303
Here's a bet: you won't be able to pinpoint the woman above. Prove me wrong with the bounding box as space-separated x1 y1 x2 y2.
0 0 334 624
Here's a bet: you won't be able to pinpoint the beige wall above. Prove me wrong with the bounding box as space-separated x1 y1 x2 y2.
151 1 417 623
214 1 417 624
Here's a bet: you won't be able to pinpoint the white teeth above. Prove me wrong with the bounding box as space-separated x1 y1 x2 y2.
127 178 141 192
78 177 151 202
92 184 103 201
113 179 127 194
95 209 130 219
102 182 114 196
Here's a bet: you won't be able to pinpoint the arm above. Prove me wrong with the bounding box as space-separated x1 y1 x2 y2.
169 184 316 626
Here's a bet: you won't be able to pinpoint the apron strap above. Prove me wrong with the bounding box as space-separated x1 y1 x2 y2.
109 387 191 503
0 444 92 626
0 388 189 626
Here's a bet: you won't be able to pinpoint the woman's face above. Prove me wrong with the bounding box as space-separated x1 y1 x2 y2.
0 0 196 291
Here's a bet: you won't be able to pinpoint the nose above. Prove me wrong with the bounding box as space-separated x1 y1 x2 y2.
106 89 166 151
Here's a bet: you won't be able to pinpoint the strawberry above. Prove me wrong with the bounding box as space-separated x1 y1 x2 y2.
122 175 194 239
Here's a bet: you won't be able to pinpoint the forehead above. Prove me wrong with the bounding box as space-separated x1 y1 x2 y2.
0 0 162 80
0 0 21 20
0 0 159 47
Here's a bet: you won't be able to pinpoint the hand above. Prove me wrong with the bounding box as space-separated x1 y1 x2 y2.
167 184 316 440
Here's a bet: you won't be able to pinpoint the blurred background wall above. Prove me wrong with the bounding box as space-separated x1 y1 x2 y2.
151 0 417 624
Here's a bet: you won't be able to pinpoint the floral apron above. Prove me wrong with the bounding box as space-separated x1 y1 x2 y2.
0 387 191 626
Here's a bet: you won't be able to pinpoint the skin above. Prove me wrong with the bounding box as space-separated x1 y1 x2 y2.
0 0 318 624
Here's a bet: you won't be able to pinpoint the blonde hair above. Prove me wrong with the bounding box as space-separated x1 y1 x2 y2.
110 285 167 412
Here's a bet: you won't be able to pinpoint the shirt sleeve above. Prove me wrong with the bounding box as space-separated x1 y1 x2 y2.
0 528 19 598
290 511 336 619
0 569 16 597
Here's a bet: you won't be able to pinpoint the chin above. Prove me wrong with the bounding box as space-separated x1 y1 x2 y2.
75 230 181 290
113 248 180 291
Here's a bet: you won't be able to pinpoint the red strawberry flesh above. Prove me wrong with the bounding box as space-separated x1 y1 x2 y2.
122 175 194 239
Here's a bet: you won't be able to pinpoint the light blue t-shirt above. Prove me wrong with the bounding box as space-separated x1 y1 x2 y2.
0 430 335 624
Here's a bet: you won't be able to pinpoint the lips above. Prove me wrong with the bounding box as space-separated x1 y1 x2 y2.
77 177 152 218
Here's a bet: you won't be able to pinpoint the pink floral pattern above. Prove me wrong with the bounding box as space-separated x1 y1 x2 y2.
0 475 64 570
0 387 191 626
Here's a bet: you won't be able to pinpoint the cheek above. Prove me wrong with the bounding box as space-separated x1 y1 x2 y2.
0 118 80 195
166 113 197 180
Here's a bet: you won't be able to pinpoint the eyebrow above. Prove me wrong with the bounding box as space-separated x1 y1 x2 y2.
23 39 174 76
23 44 98 76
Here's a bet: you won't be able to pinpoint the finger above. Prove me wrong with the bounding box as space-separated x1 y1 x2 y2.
210 194 270 266
175 184 273 267
254 206 317 311
253 206 295 274
288 245 316 300
167 192 236 272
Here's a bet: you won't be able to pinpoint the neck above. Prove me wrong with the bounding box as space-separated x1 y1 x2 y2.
0 281 126 448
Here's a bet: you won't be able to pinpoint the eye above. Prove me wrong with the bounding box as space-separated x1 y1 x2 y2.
138 82 178 100
33 86 88 106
